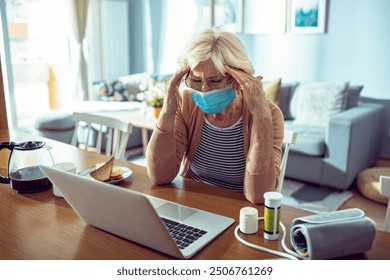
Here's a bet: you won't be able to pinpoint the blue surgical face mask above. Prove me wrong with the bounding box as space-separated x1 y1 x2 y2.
191 84 236 114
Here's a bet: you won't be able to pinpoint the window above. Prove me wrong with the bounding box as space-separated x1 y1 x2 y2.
159 0 212 74
1 0 75 128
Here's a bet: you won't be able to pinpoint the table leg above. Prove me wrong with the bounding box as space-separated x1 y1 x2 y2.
141 128 149 156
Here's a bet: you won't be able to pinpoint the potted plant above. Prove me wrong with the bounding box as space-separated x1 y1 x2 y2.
146 83 164 119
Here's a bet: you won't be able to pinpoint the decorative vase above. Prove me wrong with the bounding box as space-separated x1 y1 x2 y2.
153 106 162 119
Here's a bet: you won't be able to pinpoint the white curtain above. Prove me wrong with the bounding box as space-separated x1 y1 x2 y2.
67 0 90 100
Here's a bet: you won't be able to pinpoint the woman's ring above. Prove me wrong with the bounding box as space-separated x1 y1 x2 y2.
240 82 248 91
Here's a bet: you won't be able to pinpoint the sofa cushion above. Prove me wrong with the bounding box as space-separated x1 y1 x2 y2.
293 82 349 127
92 80 131 101
280 83 299 120
118 72 151 100
289 83 361 121
284 120 326 156
264 78 282 107
345 85 363 109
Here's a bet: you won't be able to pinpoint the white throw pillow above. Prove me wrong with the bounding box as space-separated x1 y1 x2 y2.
293 82 349 127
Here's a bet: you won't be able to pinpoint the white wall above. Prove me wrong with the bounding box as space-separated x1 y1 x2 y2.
237 0 390 157
240 0 390 100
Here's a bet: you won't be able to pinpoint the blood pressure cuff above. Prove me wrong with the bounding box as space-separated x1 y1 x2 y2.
290 208 376 260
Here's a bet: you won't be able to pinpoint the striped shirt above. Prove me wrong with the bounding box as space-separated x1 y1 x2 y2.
188 117 246 192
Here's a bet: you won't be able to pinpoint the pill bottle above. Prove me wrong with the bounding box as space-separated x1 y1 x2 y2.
263 192 283 240
239 207 258 234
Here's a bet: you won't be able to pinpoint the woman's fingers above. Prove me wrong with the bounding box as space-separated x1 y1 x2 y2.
224 65 252 90
161 66 190 114
166 66 190 91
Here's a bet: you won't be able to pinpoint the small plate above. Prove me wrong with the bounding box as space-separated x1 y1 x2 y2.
78 165 132 184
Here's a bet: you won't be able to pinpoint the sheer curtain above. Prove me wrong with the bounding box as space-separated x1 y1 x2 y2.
159 0 212 75
85 0 211 92
87 0 155 81
67 0 90 100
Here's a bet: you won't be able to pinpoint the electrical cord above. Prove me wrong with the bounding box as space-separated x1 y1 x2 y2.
234 217 305 260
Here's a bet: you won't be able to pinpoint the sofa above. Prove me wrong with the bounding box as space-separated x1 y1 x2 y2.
275 82 386 190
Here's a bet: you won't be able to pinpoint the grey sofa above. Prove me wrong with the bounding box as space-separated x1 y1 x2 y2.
279 83 386 190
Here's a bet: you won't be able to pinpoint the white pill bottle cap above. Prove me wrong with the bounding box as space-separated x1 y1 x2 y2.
264 191 283 207
239 207 258 234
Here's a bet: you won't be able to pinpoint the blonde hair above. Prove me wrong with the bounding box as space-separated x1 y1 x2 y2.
178 27 254 75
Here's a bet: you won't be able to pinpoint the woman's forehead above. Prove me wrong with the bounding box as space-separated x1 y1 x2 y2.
191 60 221 77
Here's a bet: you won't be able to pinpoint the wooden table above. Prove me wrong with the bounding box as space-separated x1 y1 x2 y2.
1 129 390 260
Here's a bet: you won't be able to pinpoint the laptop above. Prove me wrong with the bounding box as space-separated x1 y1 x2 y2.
40 165 234 259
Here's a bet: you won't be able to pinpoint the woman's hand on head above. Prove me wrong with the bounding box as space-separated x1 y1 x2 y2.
162 65 190 117
224 65 267 117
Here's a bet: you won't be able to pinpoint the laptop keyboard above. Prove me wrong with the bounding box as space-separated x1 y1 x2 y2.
161 218 208 250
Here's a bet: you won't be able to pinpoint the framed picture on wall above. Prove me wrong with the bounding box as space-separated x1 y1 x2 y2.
290 0 327 33
213 0 243 33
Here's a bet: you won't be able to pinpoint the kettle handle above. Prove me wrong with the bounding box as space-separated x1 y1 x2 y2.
0 142 17 184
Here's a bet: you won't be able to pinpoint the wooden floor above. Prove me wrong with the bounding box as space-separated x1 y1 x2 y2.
340 158 390 231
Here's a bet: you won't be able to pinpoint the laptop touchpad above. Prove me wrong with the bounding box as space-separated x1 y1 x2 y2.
156 202 196 221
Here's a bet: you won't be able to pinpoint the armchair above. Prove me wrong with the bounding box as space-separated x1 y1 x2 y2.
279 83 386 190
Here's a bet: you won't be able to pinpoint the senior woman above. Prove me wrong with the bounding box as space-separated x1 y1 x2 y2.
146 28 284 204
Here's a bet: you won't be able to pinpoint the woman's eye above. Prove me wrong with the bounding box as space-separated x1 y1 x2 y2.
192 79 202 83
211 79 222 84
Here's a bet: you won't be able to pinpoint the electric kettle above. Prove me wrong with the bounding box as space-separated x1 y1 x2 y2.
0 141 55 192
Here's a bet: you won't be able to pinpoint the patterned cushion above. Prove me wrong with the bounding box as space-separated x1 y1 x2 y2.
93 80 131 101
293 82 349 127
